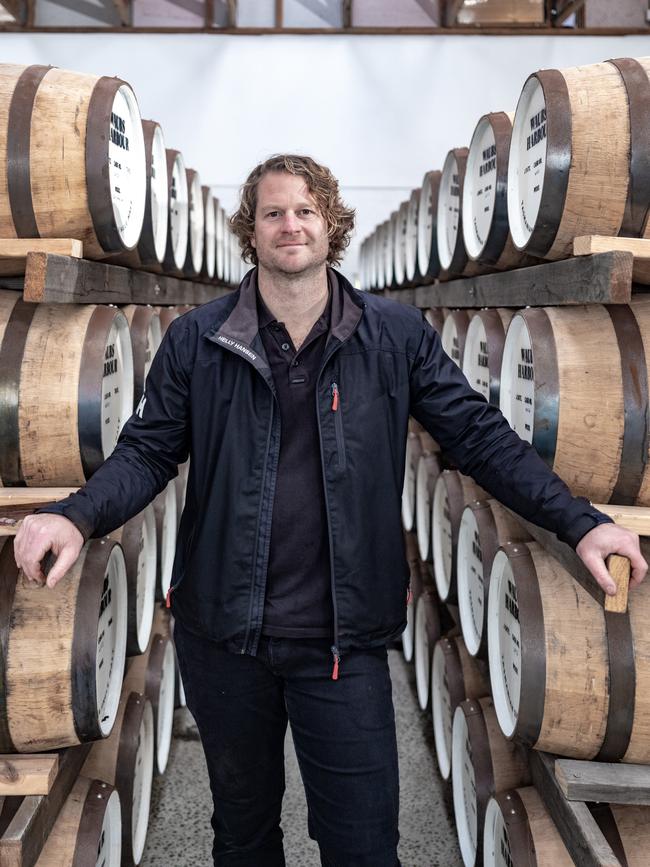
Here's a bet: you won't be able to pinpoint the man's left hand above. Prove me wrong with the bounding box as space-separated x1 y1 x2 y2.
576 523 647 596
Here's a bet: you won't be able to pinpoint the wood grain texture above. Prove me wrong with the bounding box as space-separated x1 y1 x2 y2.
532 543 609 758
547 63 630 260
545 304 624 503
592 504 650 535
622 574 650 762
516 782 583 866
29 69 103 257
479 696 530 793
529 752 621 867
575 234 650 283
410 251 633 308
609 804 650 866
23 252 233 305
33 774 90 866
0 755 58 796
556 758 650 804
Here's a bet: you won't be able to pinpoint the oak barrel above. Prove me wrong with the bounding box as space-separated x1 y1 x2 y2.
499 299 650 505
506 59 650 258
457 499 530 659
402 431 423 532
0 536 127 751
153 481 178 602
441 309 473 370
424 307 447 334
403 531 422 664
437 148 469 276
0 64 146 258
110 504 157 656
183 168 205 278
462 309 513 406
488 540 650 761
415 449 441 562
483 787 573 867
201 185 216 279
35 776 121 867
591 803 650 866
392 200 410 288
431 634 489 781
404 187 421 285
414 588 441 711
82 690 155 866
162 148 188 273
417 170 442 281
432 470 486 602
452 696 530 867
154 305 179 338
122 304 162 408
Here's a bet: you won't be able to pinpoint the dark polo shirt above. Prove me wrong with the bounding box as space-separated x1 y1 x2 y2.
256 276 335 639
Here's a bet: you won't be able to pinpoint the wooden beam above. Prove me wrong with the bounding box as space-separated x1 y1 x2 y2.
0 756 59 798
408 252 633 309
0 745 91 867
111 0 131 26
22 252 234 305
529 752 621 867
0 238 82 277
591 504 650 537
556 758 650 806
574 234 650 284
553 0 586 26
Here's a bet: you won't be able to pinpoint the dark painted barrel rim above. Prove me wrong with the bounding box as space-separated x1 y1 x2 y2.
422 589 441 647
137 119 164 266
0 298 37 485
162 148 184 274
145 632 169 717
450 309 471 370
597 609 636 762
86 76 137 255
406 187 422 283
609 58 650 238
461 697 496 857
386 210 400 289
441 470 468 603
420 170 442 280
516 69 571 257
475 112 513 266
470 499 499 660
182 168 202 278
201 185 215 279
441 147 469 277
394 200 411 288
478 309 507 407
115 691 148 855
606 304 649 506
426 307 446 335
71 539 116 742
71 778 117 867
0 539 20 751
78 306 123 480
493 790 536 867
120 511 146 654
125 304 151 407
503 542 545 748
521 308 559 467
590 804 629 867
7 64 52 238
442 635 470 716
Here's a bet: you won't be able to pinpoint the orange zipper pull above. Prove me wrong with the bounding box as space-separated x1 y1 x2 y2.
331 382 339 412
331 646 340 681
165 587 172 609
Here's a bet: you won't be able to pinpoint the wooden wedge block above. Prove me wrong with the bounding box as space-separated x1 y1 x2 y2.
0 240 82 277
0 756 58 797
592 504 650 537
574 235 650 284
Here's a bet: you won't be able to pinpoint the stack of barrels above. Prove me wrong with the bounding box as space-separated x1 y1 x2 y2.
400 289 650 864
359 54 650 292
0 63 244 287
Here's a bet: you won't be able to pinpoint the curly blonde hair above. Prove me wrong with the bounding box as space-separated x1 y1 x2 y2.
230 154 355 267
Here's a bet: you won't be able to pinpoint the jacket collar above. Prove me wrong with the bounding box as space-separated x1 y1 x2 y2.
208 266 365 349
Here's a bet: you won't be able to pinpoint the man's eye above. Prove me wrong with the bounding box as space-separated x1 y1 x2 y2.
301 209 314 215
266 211 279 218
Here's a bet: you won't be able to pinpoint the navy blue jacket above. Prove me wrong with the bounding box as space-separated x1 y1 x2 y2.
41 269 610 657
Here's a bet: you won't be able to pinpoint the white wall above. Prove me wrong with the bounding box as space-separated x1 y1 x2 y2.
1 32 649 281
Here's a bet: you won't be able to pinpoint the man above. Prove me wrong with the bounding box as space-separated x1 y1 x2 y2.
15 154 646 867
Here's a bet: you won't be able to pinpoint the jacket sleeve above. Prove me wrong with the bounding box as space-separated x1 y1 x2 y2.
408 314 612 549
37 316 193 540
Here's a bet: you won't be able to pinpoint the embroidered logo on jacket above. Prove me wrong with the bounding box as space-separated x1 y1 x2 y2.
216 335 257 361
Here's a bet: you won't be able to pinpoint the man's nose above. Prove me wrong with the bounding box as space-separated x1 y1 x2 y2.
280 211 301 233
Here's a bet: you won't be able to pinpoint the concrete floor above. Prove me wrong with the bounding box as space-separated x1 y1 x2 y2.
140 650 463 867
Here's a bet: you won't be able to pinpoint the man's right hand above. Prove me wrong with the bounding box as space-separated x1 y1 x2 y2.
13 514 84 589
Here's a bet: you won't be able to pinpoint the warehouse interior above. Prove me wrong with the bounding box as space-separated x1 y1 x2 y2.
1 2 650 867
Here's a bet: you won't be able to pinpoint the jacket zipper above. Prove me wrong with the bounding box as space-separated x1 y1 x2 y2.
330 382 347 470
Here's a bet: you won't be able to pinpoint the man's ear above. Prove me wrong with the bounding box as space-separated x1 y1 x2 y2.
250 234 256 249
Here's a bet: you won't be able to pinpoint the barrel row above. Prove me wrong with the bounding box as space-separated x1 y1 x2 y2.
359 54 650 291
0 62 243 286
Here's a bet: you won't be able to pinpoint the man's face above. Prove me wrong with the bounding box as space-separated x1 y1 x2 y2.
251 171 330 276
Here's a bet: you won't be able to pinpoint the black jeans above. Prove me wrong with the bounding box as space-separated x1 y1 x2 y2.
173 620 401 867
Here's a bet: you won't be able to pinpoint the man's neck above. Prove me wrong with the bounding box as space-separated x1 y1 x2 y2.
257 264 330 349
